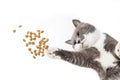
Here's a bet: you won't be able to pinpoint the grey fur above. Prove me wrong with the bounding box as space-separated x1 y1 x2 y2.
104 33 118 52
104 33 120 60
50 47 106 80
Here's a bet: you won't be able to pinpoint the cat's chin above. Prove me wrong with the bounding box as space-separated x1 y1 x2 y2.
74 44 89 51
74 44 83 51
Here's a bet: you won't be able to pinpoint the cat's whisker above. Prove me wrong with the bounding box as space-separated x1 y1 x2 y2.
81 39 86 44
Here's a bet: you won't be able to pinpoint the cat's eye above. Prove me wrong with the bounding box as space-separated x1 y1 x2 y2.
77 32 79 36
78 40 80 43
74 41 76 45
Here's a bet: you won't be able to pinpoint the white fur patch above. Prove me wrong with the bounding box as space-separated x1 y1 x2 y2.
74 44 83 51
45 48 61 59
84 29 100 48
93 33 117 70
95 51 116 70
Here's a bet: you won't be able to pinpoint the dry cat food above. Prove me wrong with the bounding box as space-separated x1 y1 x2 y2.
23 30 49 59
12 25 22 33
13 29 16 33
12 25 49 59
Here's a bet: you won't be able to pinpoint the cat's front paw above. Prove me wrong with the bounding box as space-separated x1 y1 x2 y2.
45 48 61 59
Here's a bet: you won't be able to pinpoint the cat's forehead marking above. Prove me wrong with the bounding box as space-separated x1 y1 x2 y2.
76 23 95 34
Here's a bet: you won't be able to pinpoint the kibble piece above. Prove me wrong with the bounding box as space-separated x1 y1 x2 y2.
30 32 33 35
27 31 30 34
34 50 37 53
13 29 16 33
33 56 36 59
23 39 26 42
34 53 37 56
40 30 44 33
39 40 42 44
31 42 35 45
25 35 28 38
26 43 29 47
37 30 40 32
18 25 22 28
30 51 33 54
44 45 49 49
28 42 32 45
28 48 32 51
36 45 40 49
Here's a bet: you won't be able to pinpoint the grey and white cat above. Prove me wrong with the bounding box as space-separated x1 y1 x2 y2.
46 19 120 80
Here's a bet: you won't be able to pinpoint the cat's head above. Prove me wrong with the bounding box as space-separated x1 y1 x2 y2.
65 19 100 51
115 42 120 58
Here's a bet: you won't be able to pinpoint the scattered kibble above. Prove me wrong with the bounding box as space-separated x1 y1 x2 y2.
13 25 49 59
12 25 23 33
23 29 49 59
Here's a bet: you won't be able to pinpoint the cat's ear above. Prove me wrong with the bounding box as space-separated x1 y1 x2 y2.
72 19 81 27
65 39 72 45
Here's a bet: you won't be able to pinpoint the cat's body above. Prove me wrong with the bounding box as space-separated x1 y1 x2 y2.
46 19 120 80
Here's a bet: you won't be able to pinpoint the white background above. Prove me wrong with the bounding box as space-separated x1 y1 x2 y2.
0 0 120 80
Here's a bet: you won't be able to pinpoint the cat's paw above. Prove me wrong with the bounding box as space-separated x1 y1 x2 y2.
45 48 61 59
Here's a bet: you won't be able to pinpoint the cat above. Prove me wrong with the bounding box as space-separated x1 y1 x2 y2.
46 19 119 80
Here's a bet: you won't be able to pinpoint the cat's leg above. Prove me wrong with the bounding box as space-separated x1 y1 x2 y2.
46 48 82 65
46 48 100 68
46 48 106 80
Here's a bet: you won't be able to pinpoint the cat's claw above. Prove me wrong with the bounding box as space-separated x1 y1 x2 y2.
45 48 61 59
